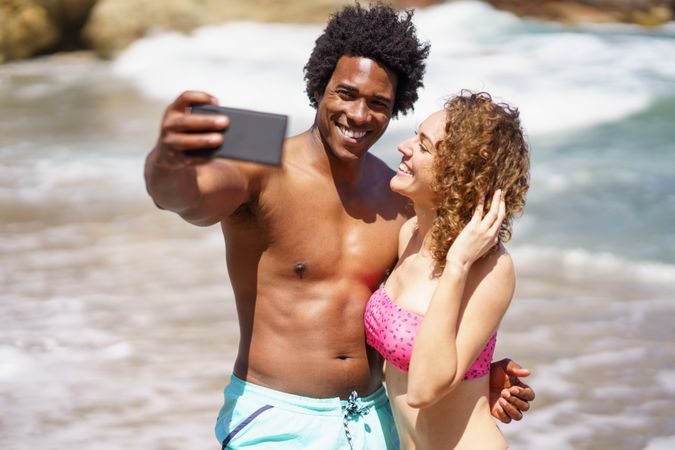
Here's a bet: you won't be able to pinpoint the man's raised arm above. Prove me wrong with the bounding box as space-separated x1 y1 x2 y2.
144 91 262 226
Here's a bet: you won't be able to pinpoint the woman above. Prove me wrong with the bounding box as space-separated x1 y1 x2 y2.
364 91 530 449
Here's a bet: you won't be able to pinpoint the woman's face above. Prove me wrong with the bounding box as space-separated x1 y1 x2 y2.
390 109 446 205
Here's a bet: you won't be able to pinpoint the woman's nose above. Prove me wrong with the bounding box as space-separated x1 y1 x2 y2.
397 137 415 156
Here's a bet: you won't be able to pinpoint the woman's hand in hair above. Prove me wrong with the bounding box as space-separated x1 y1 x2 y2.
445 189 505 271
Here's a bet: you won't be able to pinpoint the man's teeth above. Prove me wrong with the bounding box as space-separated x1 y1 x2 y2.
398 163 412 175
338 125 366 139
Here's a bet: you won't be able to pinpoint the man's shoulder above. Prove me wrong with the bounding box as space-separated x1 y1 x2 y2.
365 153 396 177
362 154 413 218
252 133 312 187
362 153 396 194
277 132 321 174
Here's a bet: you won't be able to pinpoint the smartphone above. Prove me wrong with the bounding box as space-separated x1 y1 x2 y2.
188 104 287 166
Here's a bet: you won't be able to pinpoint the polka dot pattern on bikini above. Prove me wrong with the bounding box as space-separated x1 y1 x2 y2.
364 287 421 372
463 333 496 380
364 286 497 379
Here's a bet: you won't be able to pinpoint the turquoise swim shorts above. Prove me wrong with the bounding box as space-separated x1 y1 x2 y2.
215 375 399 449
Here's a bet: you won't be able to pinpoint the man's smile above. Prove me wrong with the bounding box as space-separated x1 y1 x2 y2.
337 124 368 141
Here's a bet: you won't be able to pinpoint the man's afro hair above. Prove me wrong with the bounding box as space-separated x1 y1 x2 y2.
303 3 430 118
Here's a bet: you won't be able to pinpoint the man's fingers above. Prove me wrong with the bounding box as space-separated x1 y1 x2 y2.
492 403 511 424
499 397 524 421
172 90 219 111
165 111 229 133
504 393 530 412
163 132 224 151
505 359 531 378
511 384 536 402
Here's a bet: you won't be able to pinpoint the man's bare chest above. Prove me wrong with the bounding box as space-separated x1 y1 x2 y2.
254 174 402 283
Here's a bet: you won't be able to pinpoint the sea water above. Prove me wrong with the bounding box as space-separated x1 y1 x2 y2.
1 1 674 448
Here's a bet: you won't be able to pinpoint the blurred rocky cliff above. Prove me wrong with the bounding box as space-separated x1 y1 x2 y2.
487 0 674 26
1 0 673 63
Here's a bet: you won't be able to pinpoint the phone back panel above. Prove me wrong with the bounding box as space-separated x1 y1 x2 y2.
189 104 287 166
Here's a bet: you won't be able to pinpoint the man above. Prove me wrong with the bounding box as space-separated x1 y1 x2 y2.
145 4 534 449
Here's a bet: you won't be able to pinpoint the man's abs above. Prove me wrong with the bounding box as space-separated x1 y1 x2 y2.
231 282 385 399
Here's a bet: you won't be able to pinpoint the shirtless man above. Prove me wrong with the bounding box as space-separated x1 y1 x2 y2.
144 4 534 449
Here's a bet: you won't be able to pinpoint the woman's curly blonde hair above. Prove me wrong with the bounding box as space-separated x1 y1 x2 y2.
430 90 530 270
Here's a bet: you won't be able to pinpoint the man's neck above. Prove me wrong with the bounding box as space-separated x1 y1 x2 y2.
307 126 367 188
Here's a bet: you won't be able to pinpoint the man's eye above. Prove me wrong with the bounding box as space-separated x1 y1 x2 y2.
372 101 389 110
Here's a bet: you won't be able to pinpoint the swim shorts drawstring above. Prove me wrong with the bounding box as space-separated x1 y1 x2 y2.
342 390 370 450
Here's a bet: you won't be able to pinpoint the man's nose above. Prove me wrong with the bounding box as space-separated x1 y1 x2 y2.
346 99 370 125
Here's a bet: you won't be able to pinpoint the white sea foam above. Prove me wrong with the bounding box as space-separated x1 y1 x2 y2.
644 435 675 450
113 0 674 137
511 245 675 297
655 370 675 394
114 23 319 135
0 153 145 204
529 163 645 196
1 221 235 449
503 348 674 448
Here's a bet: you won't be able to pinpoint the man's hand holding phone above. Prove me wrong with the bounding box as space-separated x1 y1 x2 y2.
154 90 229 170
153 90 287 169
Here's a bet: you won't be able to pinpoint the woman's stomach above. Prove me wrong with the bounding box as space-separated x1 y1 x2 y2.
385 363 507 450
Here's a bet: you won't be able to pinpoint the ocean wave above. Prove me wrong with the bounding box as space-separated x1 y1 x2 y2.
111 0 675 138
0 153 144 203
113 24 319 135
510 245 675 298
644 436 675 450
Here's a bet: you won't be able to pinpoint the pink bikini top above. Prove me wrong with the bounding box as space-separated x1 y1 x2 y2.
364 286 496 379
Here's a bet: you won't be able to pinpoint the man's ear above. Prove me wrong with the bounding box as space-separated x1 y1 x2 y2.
313 91 323 104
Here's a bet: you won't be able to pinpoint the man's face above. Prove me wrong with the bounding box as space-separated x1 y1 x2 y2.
314 55 398 162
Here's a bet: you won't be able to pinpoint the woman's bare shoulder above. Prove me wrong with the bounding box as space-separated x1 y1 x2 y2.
470 245 515 295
